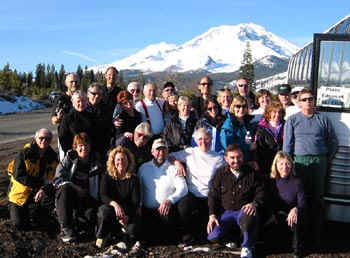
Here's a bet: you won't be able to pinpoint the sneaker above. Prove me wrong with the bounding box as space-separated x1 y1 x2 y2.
226 242 238 249
60 227 77 243
241 247 253 258
129 241 141 255
95 238 104 248
116 241 127 252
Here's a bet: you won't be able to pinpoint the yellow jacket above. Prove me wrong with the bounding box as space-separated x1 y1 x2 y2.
8 143 58 206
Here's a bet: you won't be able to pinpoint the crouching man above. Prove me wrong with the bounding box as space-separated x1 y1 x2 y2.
207 144 264 258
8 128 58 230
138 138 188 243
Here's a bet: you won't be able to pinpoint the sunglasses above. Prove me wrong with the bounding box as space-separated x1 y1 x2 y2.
234 105 247 109
130 89 140 94
207 106 218 111
164 88 174 92
89 91 101 96
200 83 211 86
38 136 51 141
300 97 314 102
238 84 248 87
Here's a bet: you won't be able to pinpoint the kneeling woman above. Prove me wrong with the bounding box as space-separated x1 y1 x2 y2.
54 132 103 243
96 146 140 249
269 151 306 257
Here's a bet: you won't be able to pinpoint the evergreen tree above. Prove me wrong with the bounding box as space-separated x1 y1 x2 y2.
0 64 11 91
239 41 255 89
76 65 83 83
35 64 46 88
27 72 33 88
58 64 65 91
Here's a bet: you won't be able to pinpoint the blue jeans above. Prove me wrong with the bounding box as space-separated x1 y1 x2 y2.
207 210 258 248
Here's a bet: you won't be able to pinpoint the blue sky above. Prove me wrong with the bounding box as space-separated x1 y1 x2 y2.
1 1 349 73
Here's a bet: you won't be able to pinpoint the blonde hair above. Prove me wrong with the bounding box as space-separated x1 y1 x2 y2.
217 88 232 105
270 151 294 179
229 95 248 114
106 146 136 180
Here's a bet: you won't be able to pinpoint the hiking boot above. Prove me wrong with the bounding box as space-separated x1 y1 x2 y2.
60 227 77 243
241 247 253 258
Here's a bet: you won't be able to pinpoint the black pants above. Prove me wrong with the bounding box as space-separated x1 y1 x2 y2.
177 192 209 242
55 183 99 231
96 204 140 242
9 192 54 229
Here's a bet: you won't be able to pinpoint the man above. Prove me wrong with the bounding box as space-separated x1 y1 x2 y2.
86 83 112 158
191 76 215 118
138 138 188 242
113 122 153 169
51 73 79 125
283 88 338 246
103 66 122 117
277 84 292 109
171 127 225 244
127 81 142 104
235 77 257 112
285 86 305 119
207 144 264 258
8 128 58 229
161 81 176 100
58 91 93 156
135 83 165 136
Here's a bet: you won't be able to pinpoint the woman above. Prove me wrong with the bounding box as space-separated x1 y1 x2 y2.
268 151 306 258
220 95 257 163
163 93 179 123
251 89 272 123
217 88 232 116
164 96 197 153
192 96 224 153
112 90 142 140
255 101 285 176
54 132 103 243
96 146 140 250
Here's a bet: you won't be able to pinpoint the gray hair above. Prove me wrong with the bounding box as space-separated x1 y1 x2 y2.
127 81 141 91
177 96 189 108
88 82 104 91
143 82 157 92
135 122 153 137
193 127 212 141
34 128 53 139
71 90 87 101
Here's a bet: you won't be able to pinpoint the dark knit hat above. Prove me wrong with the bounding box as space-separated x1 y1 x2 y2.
163 81 175 90
278 84 291 95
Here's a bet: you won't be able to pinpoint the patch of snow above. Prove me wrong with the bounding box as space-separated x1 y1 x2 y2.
0 96 45 114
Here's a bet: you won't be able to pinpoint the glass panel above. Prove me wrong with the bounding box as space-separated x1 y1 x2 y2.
317 40 350 108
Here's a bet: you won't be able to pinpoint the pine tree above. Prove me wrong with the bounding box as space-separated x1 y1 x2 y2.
0 64 11 91
76 65 83 83
239 41 255 89
58 64 65 91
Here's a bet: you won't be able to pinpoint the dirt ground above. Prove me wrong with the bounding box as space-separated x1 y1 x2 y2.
1 137 350 257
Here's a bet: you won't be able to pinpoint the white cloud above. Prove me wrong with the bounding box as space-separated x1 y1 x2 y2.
62 51 97 63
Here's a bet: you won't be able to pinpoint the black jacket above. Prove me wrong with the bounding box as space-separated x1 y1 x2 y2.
103 85 122 119
208 164 264 216
58 109 94 153
163 111 198 153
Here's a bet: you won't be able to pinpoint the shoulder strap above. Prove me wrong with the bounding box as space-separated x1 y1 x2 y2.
141 99 151 125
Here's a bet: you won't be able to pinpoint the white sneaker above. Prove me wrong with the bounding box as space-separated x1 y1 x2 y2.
226 242 238 248
241 247 253 258
116 241 127 251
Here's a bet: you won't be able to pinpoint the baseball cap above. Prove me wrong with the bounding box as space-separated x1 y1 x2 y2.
291 86 305 94
152 138 168 150
278 84 291 95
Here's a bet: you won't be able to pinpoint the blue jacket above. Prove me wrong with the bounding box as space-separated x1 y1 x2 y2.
220 114 257 161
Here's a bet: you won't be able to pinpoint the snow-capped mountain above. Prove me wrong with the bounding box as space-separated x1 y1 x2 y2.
90 23 299 74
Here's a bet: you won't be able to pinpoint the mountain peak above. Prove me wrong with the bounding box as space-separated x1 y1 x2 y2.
90 23 299 74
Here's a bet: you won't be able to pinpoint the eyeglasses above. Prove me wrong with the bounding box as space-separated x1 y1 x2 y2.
200 83 211 86
130 89 140 94
238 84 248 87
38 136 51 141
234 105 247 109
89 91 101 96
300 97 314 102
164 88 174 92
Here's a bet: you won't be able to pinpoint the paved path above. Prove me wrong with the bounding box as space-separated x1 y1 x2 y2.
0 108 57 144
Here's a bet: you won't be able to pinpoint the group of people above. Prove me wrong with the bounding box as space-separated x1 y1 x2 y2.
6 67 338 258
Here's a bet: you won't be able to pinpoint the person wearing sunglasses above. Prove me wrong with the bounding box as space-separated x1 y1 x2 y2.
192 97 225 153
220 95 258 169
86 83 112 158
127 81 142 104
8 128 58 230
285 86 305 119
191 76 216 118
251 89 272 123
283 88 338 247
235 77 257 112
111 90 142 143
